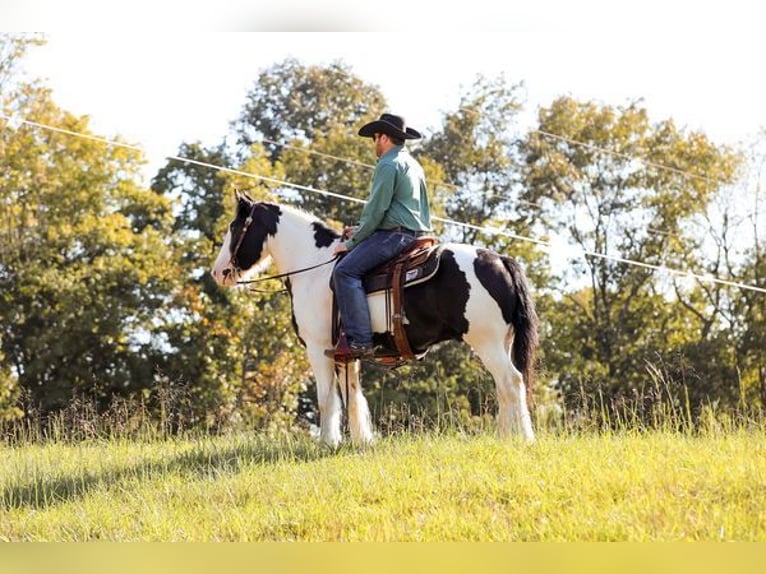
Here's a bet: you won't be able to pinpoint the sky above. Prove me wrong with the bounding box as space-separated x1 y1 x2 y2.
4 1 766 185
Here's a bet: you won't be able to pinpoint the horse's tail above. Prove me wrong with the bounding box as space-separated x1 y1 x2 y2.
502 256 539 399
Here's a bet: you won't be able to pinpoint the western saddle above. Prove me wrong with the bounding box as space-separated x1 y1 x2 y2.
332 237 442 366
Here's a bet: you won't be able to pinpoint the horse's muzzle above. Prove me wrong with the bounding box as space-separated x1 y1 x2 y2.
211 267 235 286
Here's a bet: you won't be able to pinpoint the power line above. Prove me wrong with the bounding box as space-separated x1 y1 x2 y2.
2 113 765 294
259 136 467 195
255 126 749 226
530 130 718 186
260 137 376 171
246 62 753 218
450 98 730 188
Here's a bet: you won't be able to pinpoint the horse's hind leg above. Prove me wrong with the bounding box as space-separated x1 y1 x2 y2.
337 361 374 445
472 341 535 442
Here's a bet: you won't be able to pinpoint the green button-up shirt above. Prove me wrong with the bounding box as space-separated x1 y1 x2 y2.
345 145 432 250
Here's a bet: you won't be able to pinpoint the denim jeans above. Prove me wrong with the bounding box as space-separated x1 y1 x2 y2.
332 230 417 348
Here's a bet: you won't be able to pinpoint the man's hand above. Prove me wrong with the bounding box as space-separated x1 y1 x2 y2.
333 242 349 256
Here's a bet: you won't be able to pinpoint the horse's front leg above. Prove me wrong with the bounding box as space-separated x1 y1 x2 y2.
306 345 343 447
337 360 374 445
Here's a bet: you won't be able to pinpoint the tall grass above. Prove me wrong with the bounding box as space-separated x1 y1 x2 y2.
1 381 764 541
4 373 764 446
1 426 764 541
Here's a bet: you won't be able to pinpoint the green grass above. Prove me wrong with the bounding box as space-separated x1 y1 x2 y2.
1 427 765 541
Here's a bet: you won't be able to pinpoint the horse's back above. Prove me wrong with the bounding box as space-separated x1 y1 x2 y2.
400 243 525 349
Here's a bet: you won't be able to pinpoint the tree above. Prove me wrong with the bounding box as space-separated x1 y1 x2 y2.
235 58 386 156
728 132 766 410
151 137 313 431
232 58 393 226
420 74 526 245
519 96 742 417
735 249 766 409
1 49 177 416
0 33 44 90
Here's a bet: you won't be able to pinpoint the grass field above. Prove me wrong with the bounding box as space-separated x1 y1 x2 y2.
1 423 764 541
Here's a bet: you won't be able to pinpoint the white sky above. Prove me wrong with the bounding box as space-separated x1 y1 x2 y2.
5 1 766 185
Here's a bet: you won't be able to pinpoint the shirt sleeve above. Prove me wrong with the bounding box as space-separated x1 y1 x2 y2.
345 162 397 249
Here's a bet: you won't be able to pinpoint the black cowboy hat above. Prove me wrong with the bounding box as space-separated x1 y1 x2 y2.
358 113 422 140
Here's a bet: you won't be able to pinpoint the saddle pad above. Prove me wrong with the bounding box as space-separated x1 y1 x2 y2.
362 244 443 294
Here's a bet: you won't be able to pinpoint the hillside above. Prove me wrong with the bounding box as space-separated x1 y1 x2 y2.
2 429 764 541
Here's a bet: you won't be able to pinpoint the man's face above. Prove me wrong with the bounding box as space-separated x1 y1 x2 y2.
373 132 386 157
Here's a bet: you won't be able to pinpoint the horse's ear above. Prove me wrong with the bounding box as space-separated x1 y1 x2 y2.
234 189 254 204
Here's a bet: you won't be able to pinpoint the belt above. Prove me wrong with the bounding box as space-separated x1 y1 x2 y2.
387 227 428 237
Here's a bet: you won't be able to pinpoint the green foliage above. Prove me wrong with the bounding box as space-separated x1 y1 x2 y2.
522 98 739 273
235 58 386 155
361 342 493 433
0 33 44 89
420 74 525 245
150 139 308 431
3 37 764 435
520 97 747 418
0 342 21 422
732 246 766 408
152 142 230 241
232 58 389 226
1 79 177 414
278 126 375 224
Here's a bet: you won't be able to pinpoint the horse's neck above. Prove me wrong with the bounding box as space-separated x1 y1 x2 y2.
268 211 333 273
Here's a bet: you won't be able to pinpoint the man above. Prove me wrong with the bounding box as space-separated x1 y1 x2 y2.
327 113 432 360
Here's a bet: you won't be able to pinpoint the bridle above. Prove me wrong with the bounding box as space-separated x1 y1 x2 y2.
227 202 259 273
226 202 339 291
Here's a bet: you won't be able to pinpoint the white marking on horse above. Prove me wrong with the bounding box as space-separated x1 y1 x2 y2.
212 197 538 445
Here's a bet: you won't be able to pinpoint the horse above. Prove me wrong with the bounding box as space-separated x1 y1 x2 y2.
211 193 539 446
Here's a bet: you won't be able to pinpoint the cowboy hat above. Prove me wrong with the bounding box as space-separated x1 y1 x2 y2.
358 113 422 140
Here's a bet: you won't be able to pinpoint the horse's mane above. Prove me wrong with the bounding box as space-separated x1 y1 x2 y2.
277 202 316 221
277 202 341 236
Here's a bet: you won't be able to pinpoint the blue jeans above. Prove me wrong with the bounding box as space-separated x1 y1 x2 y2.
332 230 417 348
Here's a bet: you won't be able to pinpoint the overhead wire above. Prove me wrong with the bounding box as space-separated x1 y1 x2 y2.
256 120 753 221
249 62 758 222
531 129 716 185
2 112 765 294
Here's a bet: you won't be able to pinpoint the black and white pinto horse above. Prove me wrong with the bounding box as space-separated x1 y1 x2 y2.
211 194 538 445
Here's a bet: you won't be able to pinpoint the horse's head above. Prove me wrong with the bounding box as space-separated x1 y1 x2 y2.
211 192 281 286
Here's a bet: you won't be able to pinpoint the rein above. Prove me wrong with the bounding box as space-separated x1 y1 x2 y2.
236 255 339 291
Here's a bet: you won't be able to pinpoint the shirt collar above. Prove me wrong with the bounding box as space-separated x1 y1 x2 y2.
381 145 405 160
